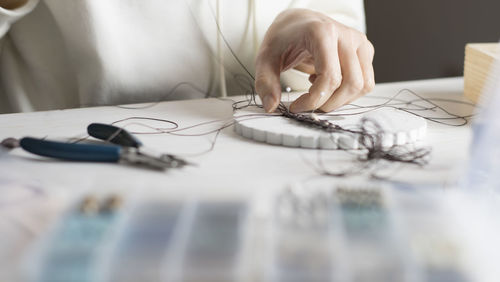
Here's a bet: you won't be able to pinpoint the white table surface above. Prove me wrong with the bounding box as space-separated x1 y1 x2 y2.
0 77 474 279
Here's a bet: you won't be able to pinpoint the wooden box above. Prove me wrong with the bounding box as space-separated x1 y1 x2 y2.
464 43 500 104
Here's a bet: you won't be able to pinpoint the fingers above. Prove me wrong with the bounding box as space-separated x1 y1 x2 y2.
340 41 376 106
358 41 376 95
343 41 375 105
255 49 282 113
294 62 315 75
255 10 375 114
289 37 341 113
319 37 366 112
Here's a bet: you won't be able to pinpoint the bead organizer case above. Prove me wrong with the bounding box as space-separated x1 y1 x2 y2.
23 185 500 282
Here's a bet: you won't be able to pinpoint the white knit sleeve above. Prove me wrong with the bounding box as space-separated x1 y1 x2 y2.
0 0 39 38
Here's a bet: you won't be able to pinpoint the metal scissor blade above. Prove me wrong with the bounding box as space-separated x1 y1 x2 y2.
160 154 195 168
138 147 194 168
121 148 184 170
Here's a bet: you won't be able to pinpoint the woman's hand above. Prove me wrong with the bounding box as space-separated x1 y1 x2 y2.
255 8 375 113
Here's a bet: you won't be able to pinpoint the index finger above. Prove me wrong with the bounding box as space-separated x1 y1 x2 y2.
255 48 283 113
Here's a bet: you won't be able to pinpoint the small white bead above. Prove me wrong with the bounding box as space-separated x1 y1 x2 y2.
311 113 320 121
285 86 292 93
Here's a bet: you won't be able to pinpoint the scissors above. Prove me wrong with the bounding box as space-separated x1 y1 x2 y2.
16 123 191 170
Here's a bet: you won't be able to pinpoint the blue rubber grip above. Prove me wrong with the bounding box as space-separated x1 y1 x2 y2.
87 123 142 148
20 137 122 163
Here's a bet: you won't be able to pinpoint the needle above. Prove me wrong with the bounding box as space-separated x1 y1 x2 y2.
285 86 292 103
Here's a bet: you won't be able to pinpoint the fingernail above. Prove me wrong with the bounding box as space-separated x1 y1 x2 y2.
264 95 275 112
315 92 326 109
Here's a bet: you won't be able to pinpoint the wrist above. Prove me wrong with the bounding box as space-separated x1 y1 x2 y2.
0 0 28 10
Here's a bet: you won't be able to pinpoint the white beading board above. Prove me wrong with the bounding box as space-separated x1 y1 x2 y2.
234 105 427 150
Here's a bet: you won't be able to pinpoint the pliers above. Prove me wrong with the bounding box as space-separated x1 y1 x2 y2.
17 123 191 170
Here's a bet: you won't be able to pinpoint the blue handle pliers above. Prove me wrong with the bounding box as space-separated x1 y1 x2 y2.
19 123 190 170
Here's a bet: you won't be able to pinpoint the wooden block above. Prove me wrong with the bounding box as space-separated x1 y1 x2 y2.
464 43 500 104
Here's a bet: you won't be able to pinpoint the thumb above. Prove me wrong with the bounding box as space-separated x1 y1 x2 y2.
255 51 282 113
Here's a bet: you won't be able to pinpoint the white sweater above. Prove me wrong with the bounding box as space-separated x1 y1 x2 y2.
0 0 365 113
